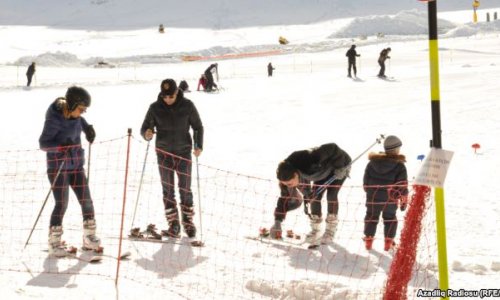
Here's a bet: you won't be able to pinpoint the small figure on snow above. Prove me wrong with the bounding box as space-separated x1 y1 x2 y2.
39 86 100 257
26 62 36 87
378 47 391 78
204 63 219 92
159 24 165 33
267 62 275 77
345 45 360 78
141 79 204 238
272 143 352 246
362 135 408 251
179 80 190 93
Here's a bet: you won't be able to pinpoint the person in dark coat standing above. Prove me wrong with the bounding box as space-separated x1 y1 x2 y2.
362 135 408 251
272 143 351 246
378 47 391 78
267 62 275 77
345 45 360 78
204 63 218 92
39 86 99 257
141 79 204 238
26 62 36 87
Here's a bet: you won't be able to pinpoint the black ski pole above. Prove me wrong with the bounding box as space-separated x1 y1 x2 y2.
24 158 66 249
87 142 92 184
194 131 203 242
314 134 385 196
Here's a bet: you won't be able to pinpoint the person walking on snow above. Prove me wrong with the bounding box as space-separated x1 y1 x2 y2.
39 86 100 257
378 47 391 78
345 45 360 78
26 62 36 87
267 62 275 77
141 79 204 238
362 135 408 251
271 143 351 246
204 63 218 92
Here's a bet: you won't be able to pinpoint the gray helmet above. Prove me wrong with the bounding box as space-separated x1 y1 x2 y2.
65 86 91 111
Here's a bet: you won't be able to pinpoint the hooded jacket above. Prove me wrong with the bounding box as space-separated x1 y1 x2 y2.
284 143 351 182
363 152 408 202
140 90 203 155
39 98 89 170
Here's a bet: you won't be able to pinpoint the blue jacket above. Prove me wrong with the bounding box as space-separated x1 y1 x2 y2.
39 98 89 170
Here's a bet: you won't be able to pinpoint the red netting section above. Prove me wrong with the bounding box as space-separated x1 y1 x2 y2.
384 185 432 300
0 135 439 298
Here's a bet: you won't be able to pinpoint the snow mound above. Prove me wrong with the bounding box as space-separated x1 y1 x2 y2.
330 10 456 38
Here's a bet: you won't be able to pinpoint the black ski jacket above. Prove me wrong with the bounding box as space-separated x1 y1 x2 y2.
140 90 203 155
363 152 408 202
284 143 351 182
346 48 359 63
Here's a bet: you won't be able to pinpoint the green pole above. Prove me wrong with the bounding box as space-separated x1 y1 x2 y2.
426 1 450 297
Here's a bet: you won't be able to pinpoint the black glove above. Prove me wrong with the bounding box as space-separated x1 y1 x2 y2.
400 195 408 211
84 125 96 143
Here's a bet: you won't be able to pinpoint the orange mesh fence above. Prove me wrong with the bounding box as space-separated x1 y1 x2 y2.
0 135 438 299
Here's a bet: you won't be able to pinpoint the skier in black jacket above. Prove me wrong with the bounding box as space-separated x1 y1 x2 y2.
272 143 351 245
204 63 218 92
345 45 360 78
362 135 408 251
141 79 204 238
26 62 36 86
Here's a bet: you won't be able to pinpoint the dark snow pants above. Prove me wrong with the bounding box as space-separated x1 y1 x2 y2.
378 61 386 76
363 200 398 238
48 168 95 227
348 61 357 76
157 152 193 213
309 176 346 218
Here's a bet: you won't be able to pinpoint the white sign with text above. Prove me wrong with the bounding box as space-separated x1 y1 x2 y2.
414 148 454 188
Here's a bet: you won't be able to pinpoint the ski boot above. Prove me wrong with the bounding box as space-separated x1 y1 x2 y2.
384 238 395 251
305 215 322 246
321 214 338 244
363 236 374 250
269 220 282 239
49 226 69 257
129 227 144 239
162 208 181 238
146 224 162 240
181 206 197 238
82 219 102 252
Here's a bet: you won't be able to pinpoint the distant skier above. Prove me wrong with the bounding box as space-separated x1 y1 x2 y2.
26 62 36 87
378 47 391 78
271 143 352 246
362 135 408 251
141 79 204 238
39 86 100 257
345 45 360 78
204 63 218 92
267 62 275 77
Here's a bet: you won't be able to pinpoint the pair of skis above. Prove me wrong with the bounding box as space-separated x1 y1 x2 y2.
45 243 131 262
245 228 323 250
128 224 204 247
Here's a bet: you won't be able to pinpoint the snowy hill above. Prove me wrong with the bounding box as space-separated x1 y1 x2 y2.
1 0 499 29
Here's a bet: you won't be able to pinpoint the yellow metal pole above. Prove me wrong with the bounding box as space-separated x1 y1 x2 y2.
427 1 450 298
